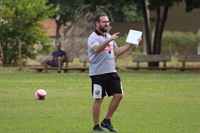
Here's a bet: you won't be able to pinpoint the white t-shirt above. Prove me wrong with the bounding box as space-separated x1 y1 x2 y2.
88 30 118 76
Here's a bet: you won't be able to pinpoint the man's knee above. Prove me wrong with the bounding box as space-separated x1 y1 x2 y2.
57 57 63 62
113 94 124 101
94 98 104 104
42 60 47 64
58 57 61 60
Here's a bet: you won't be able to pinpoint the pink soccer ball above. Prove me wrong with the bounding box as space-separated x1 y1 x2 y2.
35 89 47 100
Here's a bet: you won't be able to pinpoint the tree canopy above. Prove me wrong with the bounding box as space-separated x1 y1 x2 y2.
0 0 58 66
47 0 143 39
47 0 83 39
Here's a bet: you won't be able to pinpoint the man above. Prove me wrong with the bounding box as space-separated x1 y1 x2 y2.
0 44 3 61
88 13 142 132
42 42 66 73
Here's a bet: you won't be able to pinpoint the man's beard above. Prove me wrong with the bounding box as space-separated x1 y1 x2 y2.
99 26 108 32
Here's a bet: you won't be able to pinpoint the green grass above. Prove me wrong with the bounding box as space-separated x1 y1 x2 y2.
0 67 200 133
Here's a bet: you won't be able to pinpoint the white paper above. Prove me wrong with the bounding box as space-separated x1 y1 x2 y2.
126 29 142 45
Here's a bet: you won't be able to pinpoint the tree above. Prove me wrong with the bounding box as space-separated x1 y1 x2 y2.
138 0 199 66
83 0 142 22
83 0 200 67
47 0 83 40
0 0 59 67
47 0 142 40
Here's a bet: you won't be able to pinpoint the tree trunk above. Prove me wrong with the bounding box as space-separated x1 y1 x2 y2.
55 14 68 40
140 0 152 54
55 18 62 40
153 5 160 55
157 5 169 54
148 5 169 67
18 39 22 68
150 5 161 67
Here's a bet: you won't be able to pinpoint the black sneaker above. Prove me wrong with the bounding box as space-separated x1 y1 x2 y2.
57 70 61 73
101 120 118 132
93 125 106 133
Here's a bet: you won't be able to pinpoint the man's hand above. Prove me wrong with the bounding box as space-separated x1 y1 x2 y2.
138 37 142 43
109 32 120 41
52 56 57 61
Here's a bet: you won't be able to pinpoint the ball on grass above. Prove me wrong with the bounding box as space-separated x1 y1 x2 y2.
35 89 47 100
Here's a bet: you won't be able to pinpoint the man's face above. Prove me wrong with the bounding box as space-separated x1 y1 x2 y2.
56 43 61 50
97 16 110 32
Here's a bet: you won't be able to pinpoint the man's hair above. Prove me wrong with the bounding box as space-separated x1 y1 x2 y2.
94 13 107 25
56 41 61 46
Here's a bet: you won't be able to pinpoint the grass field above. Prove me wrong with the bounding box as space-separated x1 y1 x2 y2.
0 67 200 133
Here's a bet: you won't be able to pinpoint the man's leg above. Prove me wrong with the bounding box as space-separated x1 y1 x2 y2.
92 98 104 125
42 60 48 73
92 98 106 132
57 56 65 72
101 93 123 132
105 94 123 119
57 57 62 72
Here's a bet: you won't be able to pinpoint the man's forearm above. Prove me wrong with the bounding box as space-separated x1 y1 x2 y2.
114 43 132 56
93 38 112 53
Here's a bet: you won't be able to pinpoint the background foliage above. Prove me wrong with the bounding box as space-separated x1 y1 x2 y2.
162 31 200 55
0 0 58 66
115 31 200 55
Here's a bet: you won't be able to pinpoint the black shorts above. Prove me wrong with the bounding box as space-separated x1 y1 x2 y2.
90 72 123 98
47 60 58 67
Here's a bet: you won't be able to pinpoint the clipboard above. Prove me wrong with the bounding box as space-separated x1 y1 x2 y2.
126 29 142 45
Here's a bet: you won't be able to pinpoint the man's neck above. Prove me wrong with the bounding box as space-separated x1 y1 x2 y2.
95 29 106 37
